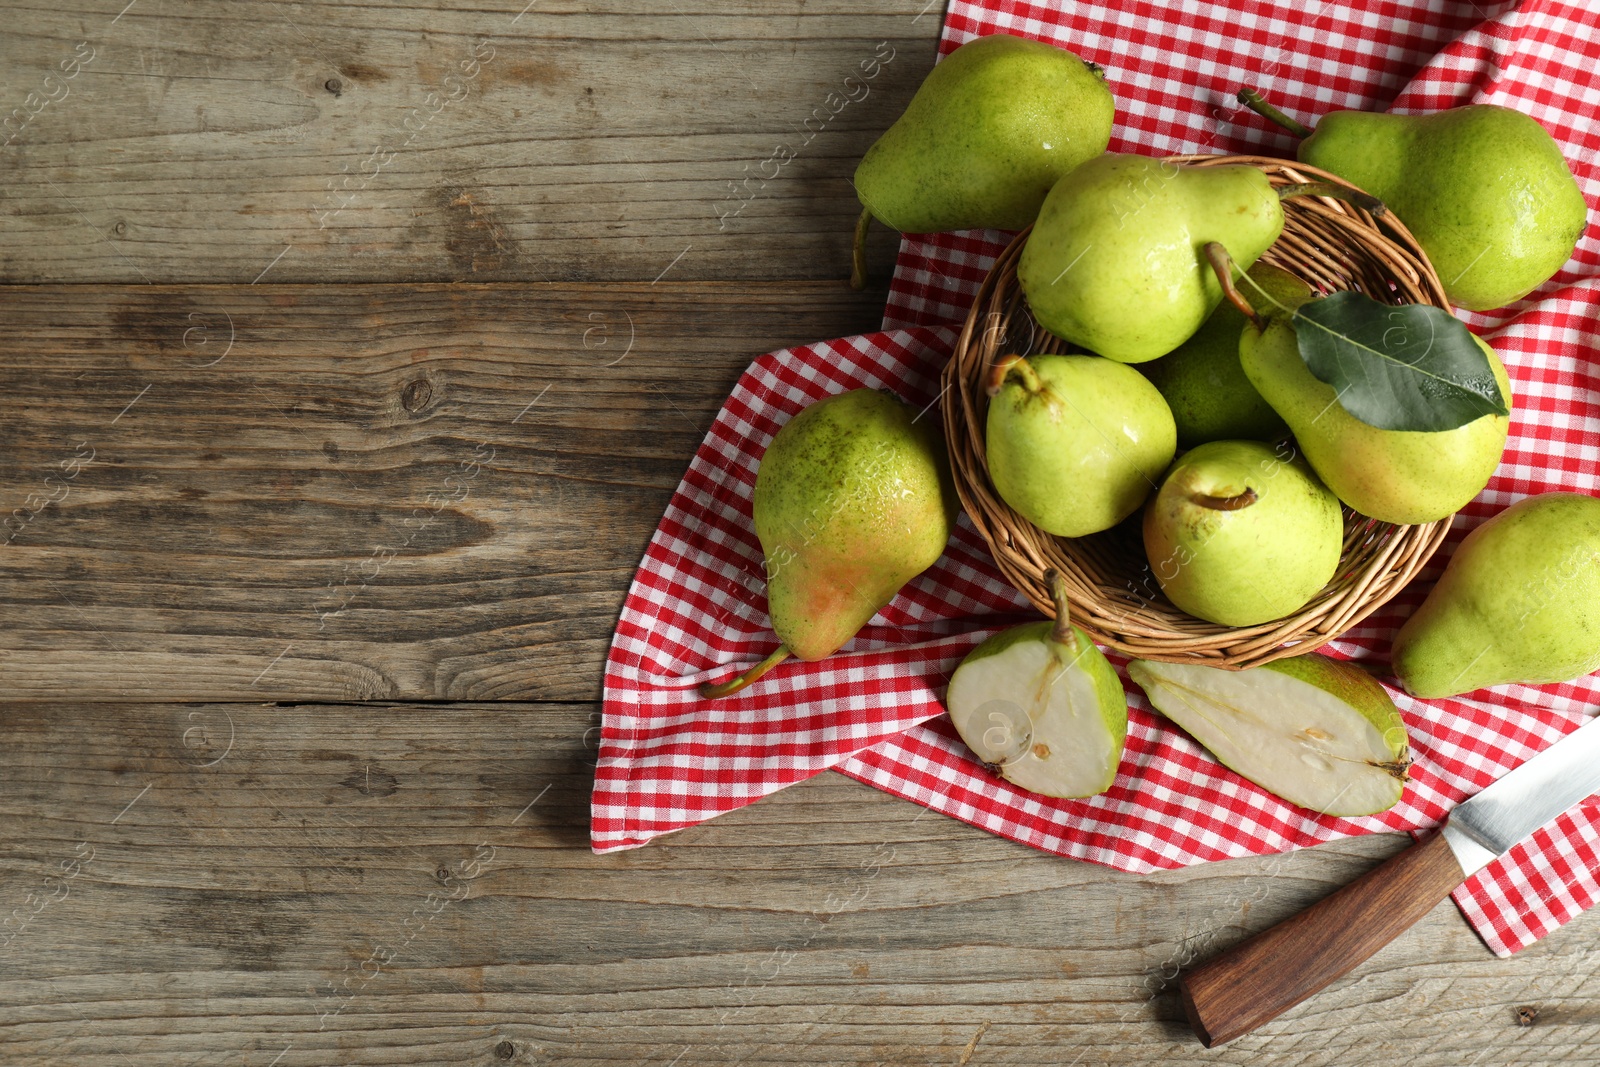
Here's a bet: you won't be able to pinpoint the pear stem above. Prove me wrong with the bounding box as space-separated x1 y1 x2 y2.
1193 488 1258 511
849 206 873 291
699 644 792 699
1202 242 1263 332
1236 87 1314 139
1277 181 1387 218
986 354 1043 398
1376 757 1414 782
1045 569 1075 645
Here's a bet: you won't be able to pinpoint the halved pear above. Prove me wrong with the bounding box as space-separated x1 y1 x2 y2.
946 574 1128 798
1127 654 1410 816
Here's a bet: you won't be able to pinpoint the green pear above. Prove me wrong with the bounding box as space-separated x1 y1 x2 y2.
947 574 1127 798
1392 493 1600 698
1129 654 1411 816
986 353 1176 538
1239 310 1511 525
853 33 1113 235
1143 440 1343 627
1017 154 1284 363
1241 90 1587 311
1138 262 1311 447
700 388 958 698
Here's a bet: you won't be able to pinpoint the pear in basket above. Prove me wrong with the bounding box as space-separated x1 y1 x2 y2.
1017 154 1285 363
1137 261 1307 448
985 353 1175 537
1237 88 1587 311
1239 294 1512 526
850 33 1114 288
699 388 958 699
1142 440 1343 628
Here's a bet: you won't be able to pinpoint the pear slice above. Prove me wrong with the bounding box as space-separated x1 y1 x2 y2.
946 574 1128 798
1127 654 1410 816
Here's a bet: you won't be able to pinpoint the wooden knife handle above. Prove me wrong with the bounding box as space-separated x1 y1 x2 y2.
1179 830 1466 1047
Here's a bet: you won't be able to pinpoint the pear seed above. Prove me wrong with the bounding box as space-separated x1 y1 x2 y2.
1299 751 1333 772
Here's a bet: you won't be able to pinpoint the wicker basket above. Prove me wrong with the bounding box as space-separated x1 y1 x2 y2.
942 155 1454 668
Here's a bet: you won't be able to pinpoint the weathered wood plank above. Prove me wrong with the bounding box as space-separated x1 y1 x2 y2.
0 1 939 286
0 281 885 703
0 702 1590 1065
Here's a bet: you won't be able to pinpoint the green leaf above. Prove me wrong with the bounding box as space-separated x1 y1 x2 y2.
1291 292 1508 432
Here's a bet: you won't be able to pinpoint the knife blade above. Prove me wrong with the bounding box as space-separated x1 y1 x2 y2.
1179 712 1600 1048
1442 713 1600 875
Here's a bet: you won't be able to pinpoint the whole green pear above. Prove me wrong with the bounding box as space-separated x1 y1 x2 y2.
701 388 958 698
1392 493 1600 698
1239 309 1511 525
1143 440 1343 627
854 33 1113 235
986 353 1176 538
1138 262 1310 447
1018 154 1285 362
1245 90 1588 311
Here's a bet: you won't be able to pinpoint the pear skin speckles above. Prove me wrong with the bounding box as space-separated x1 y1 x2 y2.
753 388 958 662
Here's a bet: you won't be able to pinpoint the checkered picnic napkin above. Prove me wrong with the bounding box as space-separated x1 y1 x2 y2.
596 0 1600 958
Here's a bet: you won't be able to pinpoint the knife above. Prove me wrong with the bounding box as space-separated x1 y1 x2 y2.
1179 711 1600 1047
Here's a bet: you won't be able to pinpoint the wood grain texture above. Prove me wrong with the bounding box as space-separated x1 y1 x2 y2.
0 282 884 703
0 701 1595 1066
1180 830 1467 1047
0 0 939 286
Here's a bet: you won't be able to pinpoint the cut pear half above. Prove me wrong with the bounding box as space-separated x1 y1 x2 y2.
947 574 1129 799
1128 655 1411 817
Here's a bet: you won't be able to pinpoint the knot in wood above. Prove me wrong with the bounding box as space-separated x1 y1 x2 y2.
401 378 433 412
494 1040 516 1059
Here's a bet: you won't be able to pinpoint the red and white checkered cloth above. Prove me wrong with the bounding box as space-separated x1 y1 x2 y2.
596 0 1600 958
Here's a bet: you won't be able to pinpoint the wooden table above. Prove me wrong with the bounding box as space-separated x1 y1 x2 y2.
0 4 1590 1064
